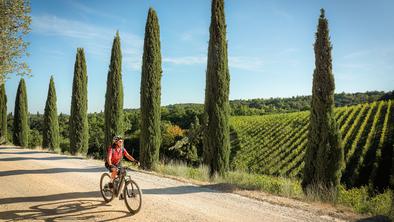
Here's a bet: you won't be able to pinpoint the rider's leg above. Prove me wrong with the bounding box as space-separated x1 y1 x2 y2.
110 167 118 180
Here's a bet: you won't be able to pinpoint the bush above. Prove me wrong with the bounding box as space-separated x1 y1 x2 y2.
59 137 70 153
338 186 393 215
29 129 42 148
87 137 104 159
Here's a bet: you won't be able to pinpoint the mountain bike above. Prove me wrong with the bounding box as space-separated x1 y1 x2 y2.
100 166 142 214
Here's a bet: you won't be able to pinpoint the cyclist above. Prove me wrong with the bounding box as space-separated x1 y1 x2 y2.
105 135 139 184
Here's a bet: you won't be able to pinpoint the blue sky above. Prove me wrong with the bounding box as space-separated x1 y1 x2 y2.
4 0 394 114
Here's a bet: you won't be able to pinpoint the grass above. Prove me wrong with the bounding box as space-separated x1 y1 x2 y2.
153 162 210 182
151 161 393 218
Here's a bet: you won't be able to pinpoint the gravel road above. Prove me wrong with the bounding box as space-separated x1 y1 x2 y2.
0 146 345 222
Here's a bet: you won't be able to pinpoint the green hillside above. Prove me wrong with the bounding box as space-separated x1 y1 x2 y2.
230 100 394 189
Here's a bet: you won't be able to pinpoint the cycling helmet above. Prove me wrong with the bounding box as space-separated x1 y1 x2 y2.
112 135 123 142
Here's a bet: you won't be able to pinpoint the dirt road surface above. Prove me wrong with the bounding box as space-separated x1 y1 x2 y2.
0 146 345 221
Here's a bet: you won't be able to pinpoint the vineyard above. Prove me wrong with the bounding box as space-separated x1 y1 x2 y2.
230 100 394 189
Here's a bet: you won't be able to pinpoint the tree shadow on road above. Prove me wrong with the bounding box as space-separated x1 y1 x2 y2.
0 191 131 221
0 166 104 177
0 156 84 162
355 216 392 222
0 147 47 154
142 183 236 195
0 199 130 221
1 191 100 204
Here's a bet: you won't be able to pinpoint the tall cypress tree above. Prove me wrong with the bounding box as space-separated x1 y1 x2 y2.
203 0 230 177
13 78 29 147
104 31 123 148
0 82 7 143
69 48 89 155
140 8 162 169
42 76 60 150
302 9 344 198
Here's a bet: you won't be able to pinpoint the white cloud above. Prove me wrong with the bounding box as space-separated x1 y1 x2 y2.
163 56 206 65
68 0 124 21
32 15 105 39
163 55 266 72
32 15 143 70
339 47 394 72
229 56 265 72
342 50 370 60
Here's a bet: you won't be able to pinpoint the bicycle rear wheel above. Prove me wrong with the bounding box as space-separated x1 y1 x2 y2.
100 173 114 203
123 179 142 214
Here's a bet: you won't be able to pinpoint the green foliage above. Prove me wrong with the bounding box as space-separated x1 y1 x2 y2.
0 0 31 80
160 122 183 150
6 113 13 142
28 128 42 148
13 78 29 147
104 32 123 147
124 110 140 134
161 104 204 129
42 76 60 150
58 113 69 140
338 186 393 216
161 117 203 166
69 48 89 155
87 112 105 159
302 9 344 198
229 100 394 191
0 83 7 144
140 8 162 170
230 91 387 116
203 0 230 177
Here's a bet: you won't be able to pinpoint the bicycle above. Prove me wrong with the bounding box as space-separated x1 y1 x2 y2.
100 166 142 214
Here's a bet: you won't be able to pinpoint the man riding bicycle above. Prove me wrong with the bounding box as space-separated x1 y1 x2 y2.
105 135 139 186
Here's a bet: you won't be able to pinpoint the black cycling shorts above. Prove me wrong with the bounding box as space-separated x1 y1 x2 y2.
105 162 122 171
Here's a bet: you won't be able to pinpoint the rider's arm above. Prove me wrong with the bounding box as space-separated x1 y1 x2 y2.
124 150 136 162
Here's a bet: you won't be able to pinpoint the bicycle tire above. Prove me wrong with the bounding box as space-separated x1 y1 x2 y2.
123 179 142 214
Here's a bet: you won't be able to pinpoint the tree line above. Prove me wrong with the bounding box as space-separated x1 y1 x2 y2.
1 0 391 200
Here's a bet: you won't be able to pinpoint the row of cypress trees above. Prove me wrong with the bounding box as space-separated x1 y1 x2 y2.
0 8 164 167
0 76 61 150
1 0 343 199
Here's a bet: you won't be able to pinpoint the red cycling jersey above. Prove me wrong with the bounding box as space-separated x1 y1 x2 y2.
107 144 129 165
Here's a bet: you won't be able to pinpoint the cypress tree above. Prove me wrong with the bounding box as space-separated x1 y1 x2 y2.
302 9 344 198
13 78 29 147
69 48 89 155
104 31 123 148
0 82 7 143
140 8 162 169
203 0 231 177
42 76 60 150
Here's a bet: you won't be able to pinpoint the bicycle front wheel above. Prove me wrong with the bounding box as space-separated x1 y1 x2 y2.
123 179 142 214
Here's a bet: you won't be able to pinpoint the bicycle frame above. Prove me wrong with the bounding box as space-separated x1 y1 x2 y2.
113 167 131 197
